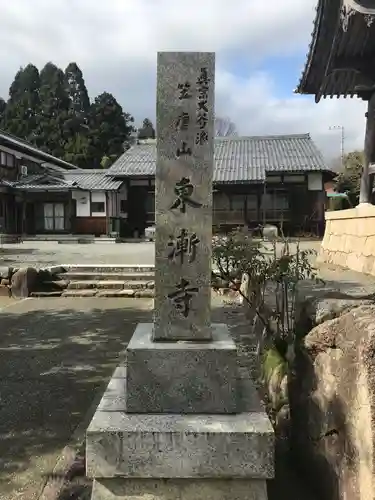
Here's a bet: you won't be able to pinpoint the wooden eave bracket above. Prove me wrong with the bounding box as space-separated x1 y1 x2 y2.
341 0 375 30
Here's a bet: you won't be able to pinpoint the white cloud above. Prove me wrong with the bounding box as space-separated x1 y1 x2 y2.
0 0 367 161
215 70 367 159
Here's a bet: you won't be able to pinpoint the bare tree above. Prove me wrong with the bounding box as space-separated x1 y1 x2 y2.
215 116 238 137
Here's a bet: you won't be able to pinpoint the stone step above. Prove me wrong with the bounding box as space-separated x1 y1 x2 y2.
61 264 155 274
30 291 64 297
96 289 154 298
66 280 153 290
61 288 155 298
62 289 98 298
44 280 69 289
59 271 155 281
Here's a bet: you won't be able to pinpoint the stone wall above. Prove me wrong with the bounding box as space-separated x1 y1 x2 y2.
290 302 375 500
319 203 375 275
239 272 375 500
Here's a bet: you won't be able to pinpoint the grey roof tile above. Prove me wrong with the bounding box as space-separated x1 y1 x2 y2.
10 174 74 191
63 169 123 190
106 134 329 183
6 169 123 191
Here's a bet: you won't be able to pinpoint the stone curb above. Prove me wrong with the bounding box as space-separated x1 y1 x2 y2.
36 382 107 500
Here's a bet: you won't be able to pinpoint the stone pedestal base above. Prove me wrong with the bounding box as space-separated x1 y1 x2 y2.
91 477 268 500
125 323 238 414
87 366 274 487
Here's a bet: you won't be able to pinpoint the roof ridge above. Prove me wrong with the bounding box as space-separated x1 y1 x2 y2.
106 132 330 181
66 169 107 174
0 129 79 170
0 128 37 148
216 133 311 141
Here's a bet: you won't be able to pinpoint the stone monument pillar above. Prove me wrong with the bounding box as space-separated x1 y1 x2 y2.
86 52 274 500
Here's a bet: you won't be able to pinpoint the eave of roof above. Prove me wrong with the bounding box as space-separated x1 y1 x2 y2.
9 173 76 191
295 0 375 101
0 130 80 171
64 169 123 190
106 134 330 182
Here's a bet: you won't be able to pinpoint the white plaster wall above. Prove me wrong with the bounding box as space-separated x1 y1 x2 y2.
91 191 106 217
308 172 323 191
72 190 90 217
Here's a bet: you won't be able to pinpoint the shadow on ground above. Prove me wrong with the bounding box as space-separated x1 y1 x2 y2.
0 297 152 499
0 248 37 256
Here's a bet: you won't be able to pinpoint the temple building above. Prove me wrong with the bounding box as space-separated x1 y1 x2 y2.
296 0 375 202
106 135 334 238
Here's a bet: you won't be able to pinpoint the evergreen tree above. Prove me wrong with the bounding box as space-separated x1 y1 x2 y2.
137 118 155 139
0 98 6 126
64 62 90 117
35 62 70 157
63 133 90 168
100 155 113 169
335 151 364 205
0 62 136 168
87 92 134 167
63 62 91 167
2 64 40 140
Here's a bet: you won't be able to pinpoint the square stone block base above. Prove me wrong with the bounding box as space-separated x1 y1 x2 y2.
86 365 274 479
125 323 239 414
91 477 269 500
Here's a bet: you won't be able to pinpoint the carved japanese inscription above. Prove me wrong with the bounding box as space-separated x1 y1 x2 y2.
154 52 215 340
168 229 200 264
196 67 210 145
175 112 190 131
170 177 202 213
167 278 199 318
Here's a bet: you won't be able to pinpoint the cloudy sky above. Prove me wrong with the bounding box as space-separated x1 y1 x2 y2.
0 0 367 161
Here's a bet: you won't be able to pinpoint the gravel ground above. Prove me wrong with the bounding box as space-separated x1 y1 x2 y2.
0 297 153 500
0 241 156 268
0 239 322 269
1 239 374 294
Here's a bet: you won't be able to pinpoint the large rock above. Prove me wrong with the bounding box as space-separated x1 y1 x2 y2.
290 304 375 500
11 267 39 298
0 266 14 280
45 265 67 277
296 293 375 328
262 224 278 240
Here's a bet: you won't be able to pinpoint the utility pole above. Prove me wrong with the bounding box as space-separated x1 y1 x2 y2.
329 125 345 170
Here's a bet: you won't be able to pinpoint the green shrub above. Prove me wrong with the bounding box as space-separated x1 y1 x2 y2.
212 228 321 343
327 196 345 211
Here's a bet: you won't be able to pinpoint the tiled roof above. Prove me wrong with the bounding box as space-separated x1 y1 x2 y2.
106 134 329 183
7 174 75 191
64 169 123 190
3 170 123 192
295 0 375 101
0 130 79 170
